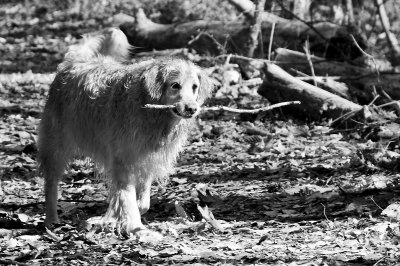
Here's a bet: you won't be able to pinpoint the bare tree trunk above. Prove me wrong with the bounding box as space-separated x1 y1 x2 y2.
247 0 266 57
375 0 400 66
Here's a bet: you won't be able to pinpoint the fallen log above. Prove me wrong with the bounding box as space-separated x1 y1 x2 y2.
258 63 363 119
296 76 351 100
275 48 369 76
274 48 400 100
228 50 400 102
120 9 352 55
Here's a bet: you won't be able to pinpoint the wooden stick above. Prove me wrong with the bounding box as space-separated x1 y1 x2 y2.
303 40 318 87
268 22 276 61
143 101 301 114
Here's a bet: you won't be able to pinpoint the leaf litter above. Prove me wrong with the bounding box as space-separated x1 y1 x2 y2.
1 71 399 265
0 4 400 265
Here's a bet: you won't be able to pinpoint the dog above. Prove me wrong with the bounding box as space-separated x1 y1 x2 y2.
38 28 212 237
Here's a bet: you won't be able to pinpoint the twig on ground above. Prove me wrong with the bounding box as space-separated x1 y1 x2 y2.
321 203 333 228
268 22 276 61
303 40 317 87
350 34 373 59
216 54 270 64
330 109 360 125
372 256 386 266
379 88 393 101
144 101 301 114
369 196 384 211
350 34 379 77
377 101 400 108
197 204 224 232
368 95 380 106
45 227 62 242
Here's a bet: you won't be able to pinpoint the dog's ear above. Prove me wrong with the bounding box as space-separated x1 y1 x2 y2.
197 69 213 105
142 64 164 101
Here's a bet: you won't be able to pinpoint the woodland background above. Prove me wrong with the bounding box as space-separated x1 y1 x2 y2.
0 0 400 265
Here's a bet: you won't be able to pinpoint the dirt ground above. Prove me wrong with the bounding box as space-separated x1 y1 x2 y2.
1 2 400 266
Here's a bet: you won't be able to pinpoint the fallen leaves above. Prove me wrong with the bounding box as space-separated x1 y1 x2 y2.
0 17 400 265
5 86 400 266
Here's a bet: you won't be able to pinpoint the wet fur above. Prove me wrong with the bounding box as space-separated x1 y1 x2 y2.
38 28 212 234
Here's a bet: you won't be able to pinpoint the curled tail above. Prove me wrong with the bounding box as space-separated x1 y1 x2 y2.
64 27 131 63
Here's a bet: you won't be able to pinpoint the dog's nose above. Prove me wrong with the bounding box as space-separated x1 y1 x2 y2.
185 103 198 115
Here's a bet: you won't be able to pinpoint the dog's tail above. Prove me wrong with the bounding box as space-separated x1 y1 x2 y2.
64 28 131 63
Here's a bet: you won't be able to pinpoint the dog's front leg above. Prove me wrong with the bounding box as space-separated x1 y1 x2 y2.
136 178 152 215
102 160 144 234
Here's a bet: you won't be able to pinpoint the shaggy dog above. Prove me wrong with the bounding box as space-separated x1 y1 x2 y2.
38 28 212 237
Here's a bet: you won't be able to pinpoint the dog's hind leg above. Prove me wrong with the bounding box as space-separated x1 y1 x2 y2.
42 153 66 225
38 121 71 226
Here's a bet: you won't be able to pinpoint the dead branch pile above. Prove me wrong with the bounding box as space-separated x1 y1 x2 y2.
114 0 400 129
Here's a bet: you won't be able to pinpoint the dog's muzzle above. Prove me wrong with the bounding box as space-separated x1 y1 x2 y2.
172 102 199 118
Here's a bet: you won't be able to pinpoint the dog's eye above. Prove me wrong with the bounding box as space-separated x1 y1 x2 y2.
171 83 181 90
192 84 198 93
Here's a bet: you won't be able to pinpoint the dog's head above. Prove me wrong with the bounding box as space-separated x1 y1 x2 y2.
142 58 212 119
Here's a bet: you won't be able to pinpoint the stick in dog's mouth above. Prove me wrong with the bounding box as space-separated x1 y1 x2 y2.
171 108 192 118
143 104 199 119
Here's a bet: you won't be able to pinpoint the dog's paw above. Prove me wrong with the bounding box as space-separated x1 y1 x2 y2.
134 229 163 243
86 216 154 239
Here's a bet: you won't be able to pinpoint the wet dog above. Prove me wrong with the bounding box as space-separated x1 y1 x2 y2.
38 28 212 237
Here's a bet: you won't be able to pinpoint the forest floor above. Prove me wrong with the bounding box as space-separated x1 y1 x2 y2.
1 2 400 266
